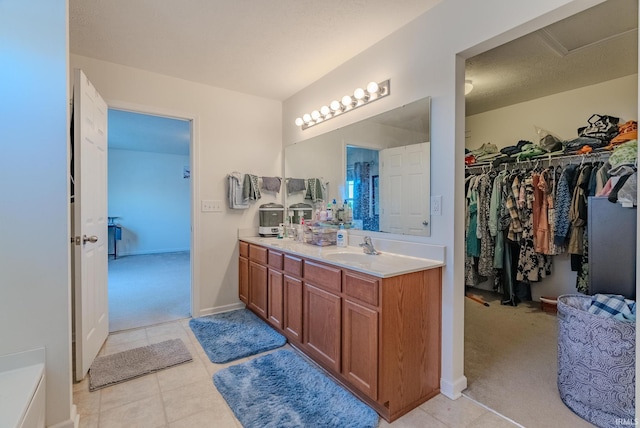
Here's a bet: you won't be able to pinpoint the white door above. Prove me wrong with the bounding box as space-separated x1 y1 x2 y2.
73 69 109 381
379 142 430 236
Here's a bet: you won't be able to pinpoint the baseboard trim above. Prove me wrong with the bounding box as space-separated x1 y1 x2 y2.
196 302 245 318
48 405 78 428
440 375 467 399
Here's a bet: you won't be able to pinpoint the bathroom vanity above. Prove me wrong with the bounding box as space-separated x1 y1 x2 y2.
238 237 444 422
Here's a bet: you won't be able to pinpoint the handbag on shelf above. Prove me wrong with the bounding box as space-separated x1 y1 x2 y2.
577 114 620 142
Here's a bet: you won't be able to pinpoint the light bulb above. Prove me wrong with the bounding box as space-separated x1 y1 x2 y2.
366 81 379 94
295 117 304 126
311 110 321 121
330 100 342 112
302 113 312 123
354 87 366 100
341 95 353 108
320 105 330 116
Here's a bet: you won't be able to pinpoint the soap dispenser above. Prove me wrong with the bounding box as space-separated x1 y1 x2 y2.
336 223 348 248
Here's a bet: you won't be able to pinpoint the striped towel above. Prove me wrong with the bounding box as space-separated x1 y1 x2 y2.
588 294 636 322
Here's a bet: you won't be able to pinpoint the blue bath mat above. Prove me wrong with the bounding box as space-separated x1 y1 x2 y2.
189 309 286 363
214 349 379 428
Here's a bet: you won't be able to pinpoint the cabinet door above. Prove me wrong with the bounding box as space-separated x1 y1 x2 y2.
284 275 303 344
268 268 284 330
248 261 268 319
343 299 378 399
239 256 249 304
304 283 341 372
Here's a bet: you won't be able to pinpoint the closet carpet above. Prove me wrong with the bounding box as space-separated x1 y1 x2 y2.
464 289 594 428
108 251 191 332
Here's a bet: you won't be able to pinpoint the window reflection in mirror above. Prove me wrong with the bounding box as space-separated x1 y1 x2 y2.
284 97 431 236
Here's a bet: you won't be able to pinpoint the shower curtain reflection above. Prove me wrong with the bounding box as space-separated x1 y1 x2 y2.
353 161 379 231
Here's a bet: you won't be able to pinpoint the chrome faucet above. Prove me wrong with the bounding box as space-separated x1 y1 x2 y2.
359 236 379 255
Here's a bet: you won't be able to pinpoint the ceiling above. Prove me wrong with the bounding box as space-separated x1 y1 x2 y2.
466 0 638 115
78 0 637 153
70 0 442 102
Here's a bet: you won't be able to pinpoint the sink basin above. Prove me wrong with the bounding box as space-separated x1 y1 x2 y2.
324 252 379 264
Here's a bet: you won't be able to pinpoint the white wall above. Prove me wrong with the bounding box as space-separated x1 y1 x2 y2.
0 1 74 427
466 74 638 148
282 0 609 399
466 74 638 299
71 54 283 316
108 149 191 256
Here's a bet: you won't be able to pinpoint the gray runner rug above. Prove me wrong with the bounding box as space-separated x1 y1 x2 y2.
89 338 192 391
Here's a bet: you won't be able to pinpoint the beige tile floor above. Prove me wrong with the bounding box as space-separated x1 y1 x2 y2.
74 319 521 428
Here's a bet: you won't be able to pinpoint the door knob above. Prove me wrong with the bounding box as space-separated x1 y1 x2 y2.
422 221 429 226
83 235 98 243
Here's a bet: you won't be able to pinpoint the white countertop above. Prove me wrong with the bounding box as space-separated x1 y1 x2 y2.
240 236 444 278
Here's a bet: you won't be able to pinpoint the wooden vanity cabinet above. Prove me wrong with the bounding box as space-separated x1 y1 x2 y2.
342 271 379 400
282 253 304 343
239 240 442 423
303 260 342 372
247 244 268 319
238 242 249 304
283 274 303 343
267 250 285 330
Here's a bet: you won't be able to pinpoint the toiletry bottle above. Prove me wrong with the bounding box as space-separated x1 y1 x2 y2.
336 223 348 248
298 218 305 243
326 202 333 221
319 205 328 221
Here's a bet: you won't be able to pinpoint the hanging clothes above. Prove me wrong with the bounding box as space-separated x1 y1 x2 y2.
516 175 552 283
476 172 495 277
568 164 592 255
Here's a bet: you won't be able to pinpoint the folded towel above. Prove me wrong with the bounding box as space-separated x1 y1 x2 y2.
243 174 261 201
287 178 306 194
588 294 636 322
228 173 249 209
261 176 281 193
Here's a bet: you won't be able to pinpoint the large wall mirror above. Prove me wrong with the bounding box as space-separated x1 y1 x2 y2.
284 97 431 236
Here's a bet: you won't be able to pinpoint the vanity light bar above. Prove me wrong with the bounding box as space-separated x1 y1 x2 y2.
295 79 390 130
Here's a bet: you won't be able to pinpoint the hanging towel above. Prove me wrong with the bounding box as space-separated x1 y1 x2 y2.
261 176 281 193
305 178 324 203
287 178 306 195
227 173 249 209
243 174 261 201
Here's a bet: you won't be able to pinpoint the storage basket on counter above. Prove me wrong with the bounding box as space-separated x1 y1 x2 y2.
557 294 635 428
302 220 337 246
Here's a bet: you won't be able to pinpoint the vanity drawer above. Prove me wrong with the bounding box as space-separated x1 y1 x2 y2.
268 250 284 270
344 270 379 307
239 241 249 258
304 260 341 293
284 254 303 277
249 244 268 264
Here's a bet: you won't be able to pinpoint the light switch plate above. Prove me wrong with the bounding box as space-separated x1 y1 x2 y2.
201 199 223 212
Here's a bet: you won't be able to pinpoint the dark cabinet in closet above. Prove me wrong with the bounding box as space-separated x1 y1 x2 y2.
587 196 636 299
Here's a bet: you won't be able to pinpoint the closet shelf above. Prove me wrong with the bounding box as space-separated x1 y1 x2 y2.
465 150 611 173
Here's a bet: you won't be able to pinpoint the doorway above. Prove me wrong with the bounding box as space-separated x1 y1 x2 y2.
460 0 638 426
107 108 193 332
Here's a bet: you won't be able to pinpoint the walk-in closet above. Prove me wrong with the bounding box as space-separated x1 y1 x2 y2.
462 0 637 426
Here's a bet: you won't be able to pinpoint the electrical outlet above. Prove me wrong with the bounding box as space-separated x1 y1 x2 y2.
201 199 223 212
431 195 442 216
